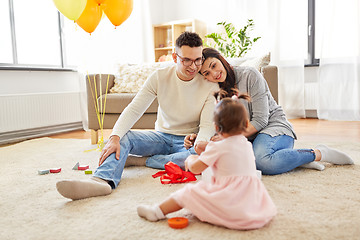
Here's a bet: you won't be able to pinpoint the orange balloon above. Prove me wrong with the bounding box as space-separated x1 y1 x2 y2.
94 0 106 5
102 0 133 27
76 0 103 34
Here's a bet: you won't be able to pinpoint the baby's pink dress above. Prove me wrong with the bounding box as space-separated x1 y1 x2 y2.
171 135 277 230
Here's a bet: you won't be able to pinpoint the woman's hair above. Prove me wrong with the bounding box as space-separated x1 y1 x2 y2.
202 48 237 97
214 93 251 135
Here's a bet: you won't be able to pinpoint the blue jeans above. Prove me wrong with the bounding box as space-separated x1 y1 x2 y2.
252 133 315 175
93 130 196 188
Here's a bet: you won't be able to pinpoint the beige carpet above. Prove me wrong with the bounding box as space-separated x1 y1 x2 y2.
0 137 359 240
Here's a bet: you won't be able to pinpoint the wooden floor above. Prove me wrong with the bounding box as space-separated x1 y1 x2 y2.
50 119 360 143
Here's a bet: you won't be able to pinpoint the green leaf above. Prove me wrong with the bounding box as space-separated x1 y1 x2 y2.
205 19 261 58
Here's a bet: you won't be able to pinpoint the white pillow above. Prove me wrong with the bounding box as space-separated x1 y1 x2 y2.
227 53 270 71
110 62 174 93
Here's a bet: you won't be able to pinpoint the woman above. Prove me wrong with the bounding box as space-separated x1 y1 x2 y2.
185 48 354 175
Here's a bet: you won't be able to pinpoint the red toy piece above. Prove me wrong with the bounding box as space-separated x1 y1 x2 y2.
78 165 89 170
50 168 61 173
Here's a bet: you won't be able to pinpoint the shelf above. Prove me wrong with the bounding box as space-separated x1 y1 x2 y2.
153 19 207 62
154 47 173 51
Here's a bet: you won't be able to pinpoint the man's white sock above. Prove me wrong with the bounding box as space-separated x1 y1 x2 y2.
317 144 354 165
137 205 165 222
56 177 112 200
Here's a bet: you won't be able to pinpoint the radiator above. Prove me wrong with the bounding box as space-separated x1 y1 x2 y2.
0 92 83 143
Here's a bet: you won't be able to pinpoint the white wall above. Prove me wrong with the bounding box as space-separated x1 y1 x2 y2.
148 0 319 117
1 0 318 139
0 70 81 95
148 0 272 57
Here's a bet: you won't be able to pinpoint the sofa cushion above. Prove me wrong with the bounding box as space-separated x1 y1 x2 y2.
110 62 174 93
109 53 270 94
227 53 270 71
98 93 158 114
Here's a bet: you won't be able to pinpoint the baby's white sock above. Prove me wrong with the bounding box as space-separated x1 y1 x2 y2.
317 144 354 165
300 161 325 171
56 177 112 200
137 205 165 222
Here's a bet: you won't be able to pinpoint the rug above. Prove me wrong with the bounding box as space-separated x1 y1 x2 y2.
0 137 359 240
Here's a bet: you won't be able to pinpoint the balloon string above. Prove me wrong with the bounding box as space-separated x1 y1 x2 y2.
85 73 109 152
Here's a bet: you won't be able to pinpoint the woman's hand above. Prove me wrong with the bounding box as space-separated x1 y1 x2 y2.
99 135 120 166
243 122 258 138
184 133 197 149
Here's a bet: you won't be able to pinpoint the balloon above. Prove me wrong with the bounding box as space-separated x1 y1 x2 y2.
52 0 87 21
94 0 106 5
102 0 133 27
76 0 103 34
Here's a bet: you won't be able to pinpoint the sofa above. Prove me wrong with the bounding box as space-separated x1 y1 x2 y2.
86 62 278 144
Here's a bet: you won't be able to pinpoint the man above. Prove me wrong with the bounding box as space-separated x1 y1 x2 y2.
56 32 219 200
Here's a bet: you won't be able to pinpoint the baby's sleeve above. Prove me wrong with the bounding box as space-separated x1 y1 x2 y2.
198 141 219 167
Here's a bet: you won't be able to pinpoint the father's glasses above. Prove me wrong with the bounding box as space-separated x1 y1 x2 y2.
176 53 204 66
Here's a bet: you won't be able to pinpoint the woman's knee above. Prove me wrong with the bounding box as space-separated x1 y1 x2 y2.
255 155 273 173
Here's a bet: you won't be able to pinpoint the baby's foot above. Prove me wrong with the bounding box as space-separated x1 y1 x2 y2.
137 205 165 222
300 161 325 171
317 145 354 165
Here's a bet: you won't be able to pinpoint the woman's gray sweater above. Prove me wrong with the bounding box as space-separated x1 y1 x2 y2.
233 66 296 141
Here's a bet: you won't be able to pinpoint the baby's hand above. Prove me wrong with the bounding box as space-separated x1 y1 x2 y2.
194 141 208 155
184 133 197 149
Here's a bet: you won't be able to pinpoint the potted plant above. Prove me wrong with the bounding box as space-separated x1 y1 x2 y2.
205 19 261 58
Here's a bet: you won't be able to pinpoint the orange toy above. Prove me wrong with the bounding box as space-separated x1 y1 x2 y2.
168 217 188 229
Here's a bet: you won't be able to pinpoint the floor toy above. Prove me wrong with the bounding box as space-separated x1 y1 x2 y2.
38 169 50 175
78 165 89 170
85 169 93 174
72 162 80 170
50 168 61 173
168 217 188 229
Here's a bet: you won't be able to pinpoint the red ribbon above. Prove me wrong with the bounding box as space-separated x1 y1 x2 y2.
152 161 197 184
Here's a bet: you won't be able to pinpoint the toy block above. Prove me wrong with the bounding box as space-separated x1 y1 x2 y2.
72 162 80 170
38 169 50 175
78 165 89 171
84 169 93 174
50 168 61 173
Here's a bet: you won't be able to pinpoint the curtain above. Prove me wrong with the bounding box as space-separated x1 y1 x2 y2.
317 0 360 120
267 0 307 119
201 0 308 119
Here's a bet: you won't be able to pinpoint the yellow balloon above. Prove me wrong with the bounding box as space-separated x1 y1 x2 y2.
53 0 87 21
102 0 133 27
76 0 103 34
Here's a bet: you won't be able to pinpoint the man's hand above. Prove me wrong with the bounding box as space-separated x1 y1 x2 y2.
184 133 197 149
99 135 120 166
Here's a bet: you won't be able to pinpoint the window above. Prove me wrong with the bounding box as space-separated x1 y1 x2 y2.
0 0 13 64
306 0 319 66
0 0 69 70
